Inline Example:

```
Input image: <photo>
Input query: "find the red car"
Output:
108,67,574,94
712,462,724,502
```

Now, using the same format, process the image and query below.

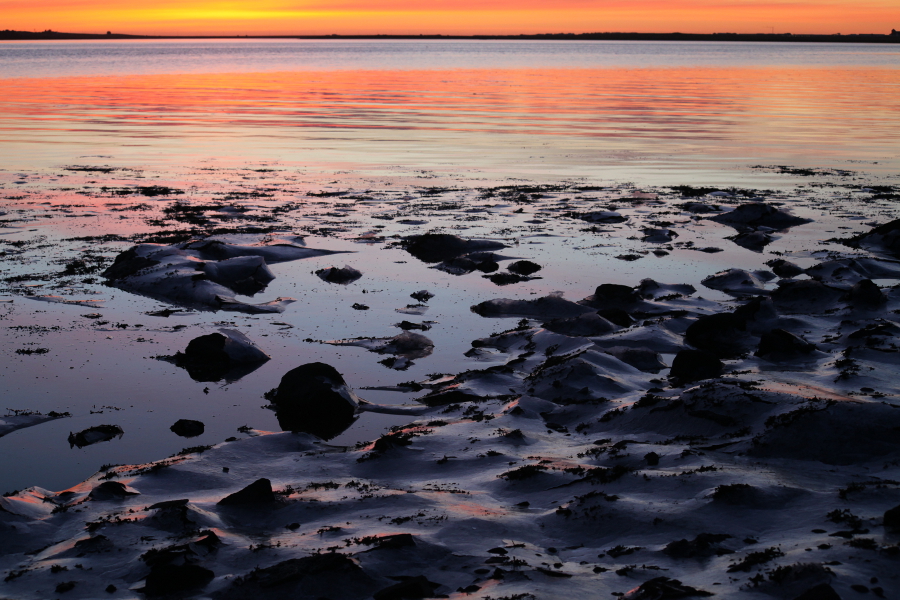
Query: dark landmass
3,28,900,43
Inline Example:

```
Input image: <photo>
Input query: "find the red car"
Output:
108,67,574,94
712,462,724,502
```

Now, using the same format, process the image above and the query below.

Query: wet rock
410,290,434,302
55,581,76,593
792,583,842,600
581,283,642,310
849,279,887,307
597,308,635,327
755,329,817,359
68,424,124,449
603,347,666,373
770,280,845,314
680,201,721,213
434,252,500,275
352,303,369,310
213,553,377,600
578,210,626,224
663,533,733,558
684,314,752,359
472,294,593,319
767,258,805,278
669,349,724,382
170,419,205,438
173,329,270,382
71,535,114,555
315,265,362,284
88,481,139,501
641,228,678,243
202,255,275,295
644,452,660,466
709,203,812,230
270,362,360,439
484,272,534,286
402,233,506,263
637,279,696,300
143,563,214,597
507,260,542,275
702,268,769,296
729,230,775,252
623,576,713,599
883,503,900,529
543,312,619,337
419,389,486,407
102,239,336,313
325,332,434,370
849,218,900,256
373,575,441,600
217,478,275,506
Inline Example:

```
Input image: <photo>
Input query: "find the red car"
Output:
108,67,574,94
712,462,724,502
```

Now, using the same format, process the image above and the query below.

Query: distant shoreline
2,30,900,43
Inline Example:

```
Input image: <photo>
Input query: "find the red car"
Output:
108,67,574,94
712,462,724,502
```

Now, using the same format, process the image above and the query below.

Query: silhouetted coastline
3,29,899,43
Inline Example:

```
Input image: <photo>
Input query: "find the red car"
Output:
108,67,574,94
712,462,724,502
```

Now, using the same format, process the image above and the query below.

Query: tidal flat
1,161,900,599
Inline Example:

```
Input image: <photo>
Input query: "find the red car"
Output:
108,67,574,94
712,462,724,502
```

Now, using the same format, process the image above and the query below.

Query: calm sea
1,39,898,185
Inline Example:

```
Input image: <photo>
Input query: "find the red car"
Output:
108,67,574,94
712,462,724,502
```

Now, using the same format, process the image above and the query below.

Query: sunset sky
2,0,898,36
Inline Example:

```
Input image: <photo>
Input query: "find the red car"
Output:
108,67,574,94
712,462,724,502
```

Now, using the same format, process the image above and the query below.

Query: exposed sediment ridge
1,167,900,599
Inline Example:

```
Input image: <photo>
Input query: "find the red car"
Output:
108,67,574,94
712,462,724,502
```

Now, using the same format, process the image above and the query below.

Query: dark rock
849,279,887,307
174,329,269,382
771,280,845,314
485,272,530,286
402,233,506,263
684,313,752,359
507,260,542,275
642,228,678,243
680,202,721,214
105,584,117,593
670,349,724,382
419,389,486,407
583,284,641,309
623,576,713,599
213,553,377,600
755,329,817,358
663,533,733,558
578,210,626,224
410,290,434,302
767,258,805,278
68,424,123,449
543,312,619,337
850,218,900,256
201,255,275,295
793,583,842,600
729,230,774,252
72,535,114,554
101,246,159,280
217,478,275,506
315,265,362,284
644,452,660,466
88,481,139,501
373,575,441,600
170,419,205,438
271,362,359,439
597,308,635,327
55,581,76,593
143,563,214,597
884,503,900,529
351,303,369,310
603,347,666,373
709,203,812,230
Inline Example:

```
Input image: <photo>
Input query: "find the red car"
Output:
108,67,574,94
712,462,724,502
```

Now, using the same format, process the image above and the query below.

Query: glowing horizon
2,0,899,37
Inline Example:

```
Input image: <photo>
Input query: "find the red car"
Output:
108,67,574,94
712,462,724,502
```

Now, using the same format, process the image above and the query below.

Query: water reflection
1,66,897,178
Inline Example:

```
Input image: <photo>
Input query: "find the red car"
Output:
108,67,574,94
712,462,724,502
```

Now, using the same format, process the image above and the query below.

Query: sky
3,0,899,36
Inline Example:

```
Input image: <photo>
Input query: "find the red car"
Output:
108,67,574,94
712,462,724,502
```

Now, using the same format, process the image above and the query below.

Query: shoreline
3,30,900,43
1,162,900,598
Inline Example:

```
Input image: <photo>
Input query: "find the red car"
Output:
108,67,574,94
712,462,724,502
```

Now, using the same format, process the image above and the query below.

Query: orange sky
3,0,898,36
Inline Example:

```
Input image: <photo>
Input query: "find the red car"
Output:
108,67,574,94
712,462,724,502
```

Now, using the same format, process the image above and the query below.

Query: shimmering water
1,40,898,184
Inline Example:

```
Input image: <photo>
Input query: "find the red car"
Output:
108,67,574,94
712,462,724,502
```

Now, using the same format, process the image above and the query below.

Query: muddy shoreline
2,163,900,598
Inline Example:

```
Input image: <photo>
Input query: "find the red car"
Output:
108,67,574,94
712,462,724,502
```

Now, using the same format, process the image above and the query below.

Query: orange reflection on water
1,66,898,175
